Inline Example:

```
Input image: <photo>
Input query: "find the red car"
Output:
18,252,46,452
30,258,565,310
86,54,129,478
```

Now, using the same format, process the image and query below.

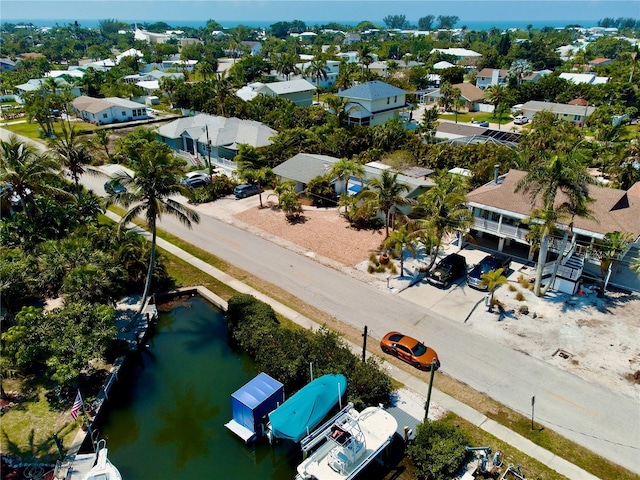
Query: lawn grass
3,119,97,140
1,378,81,462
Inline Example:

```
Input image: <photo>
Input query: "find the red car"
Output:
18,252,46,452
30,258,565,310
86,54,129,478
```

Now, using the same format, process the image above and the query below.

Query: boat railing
300,402,354,454
344,431,395,480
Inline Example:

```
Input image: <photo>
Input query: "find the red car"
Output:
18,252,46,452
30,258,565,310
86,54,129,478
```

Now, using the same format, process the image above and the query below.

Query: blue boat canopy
226,373,284,443
268,374,347,443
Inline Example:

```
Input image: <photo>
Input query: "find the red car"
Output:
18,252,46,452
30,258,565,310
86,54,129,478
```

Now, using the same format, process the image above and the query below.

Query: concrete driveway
399,248,529,323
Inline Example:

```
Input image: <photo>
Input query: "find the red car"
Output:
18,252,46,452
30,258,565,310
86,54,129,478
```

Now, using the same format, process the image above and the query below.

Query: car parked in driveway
380,331,440,371
234,184,260,199
104,179,126,195
467,254,512,290
182,172,211,189
513,115,529,125
427,253,467,288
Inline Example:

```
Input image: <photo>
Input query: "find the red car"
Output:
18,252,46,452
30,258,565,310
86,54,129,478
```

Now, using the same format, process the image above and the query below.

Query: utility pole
361,325,367,363
424,359,437,421
205,124,213,179
531,395,535,430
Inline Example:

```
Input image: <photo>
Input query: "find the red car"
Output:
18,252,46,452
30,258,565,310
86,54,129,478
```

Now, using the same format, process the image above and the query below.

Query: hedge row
226,293,392,410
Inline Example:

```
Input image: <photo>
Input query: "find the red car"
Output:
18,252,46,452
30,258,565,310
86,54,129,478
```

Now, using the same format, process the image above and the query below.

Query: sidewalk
105,209,599,480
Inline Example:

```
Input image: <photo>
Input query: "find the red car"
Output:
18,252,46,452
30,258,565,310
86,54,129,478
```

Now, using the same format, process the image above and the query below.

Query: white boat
295,405,397,480
82,439,122,480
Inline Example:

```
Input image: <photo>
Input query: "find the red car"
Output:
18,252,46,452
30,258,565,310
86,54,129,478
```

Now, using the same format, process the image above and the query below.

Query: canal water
96,297,297,479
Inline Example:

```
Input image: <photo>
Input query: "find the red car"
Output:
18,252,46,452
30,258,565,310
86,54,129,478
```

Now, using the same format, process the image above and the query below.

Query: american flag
70,391,83,421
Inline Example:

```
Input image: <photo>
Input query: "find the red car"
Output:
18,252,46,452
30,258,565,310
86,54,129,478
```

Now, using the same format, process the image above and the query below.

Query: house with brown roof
476,68,509,90
466,169,640,292
422,82,485,112
588,57,613,67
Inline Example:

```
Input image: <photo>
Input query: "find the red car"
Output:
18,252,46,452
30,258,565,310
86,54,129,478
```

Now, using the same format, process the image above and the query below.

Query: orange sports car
380,331,440,371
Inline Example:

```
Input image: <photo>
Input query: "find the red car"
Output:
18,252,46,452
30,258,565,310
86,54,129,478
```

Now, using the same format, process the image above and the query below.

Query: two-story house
466,169,640,293
336,80,408,126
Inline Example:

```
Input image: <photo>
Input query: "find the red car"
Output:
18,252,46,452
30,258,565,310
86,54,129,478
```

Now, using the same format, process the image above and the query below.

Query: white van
513,115,529,125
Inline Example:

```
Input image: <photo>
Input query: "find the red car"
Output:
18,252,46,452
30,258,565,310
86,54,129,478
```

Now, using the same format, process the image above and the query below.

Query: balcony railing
473,217,529,242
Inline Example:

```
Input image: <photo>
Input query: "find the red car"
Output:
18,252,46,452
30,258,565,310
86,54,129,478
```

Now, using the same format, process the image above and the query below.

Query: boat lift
300,402,354,457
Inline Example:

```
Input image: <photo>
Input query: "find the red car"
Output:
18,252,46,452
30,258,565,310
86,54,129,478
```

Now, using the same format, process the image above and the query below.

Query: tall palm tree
452,93,464,124
484,84,508,119
412,171,473,270
107,144,200,311
356,170,413,238
356,43,373,73
48,124,95,186
594,231,633,295
234,144,274,208
305,60,328,102
0,136,64,218
330,157,365,198
516,154,596,296
275,52,301,80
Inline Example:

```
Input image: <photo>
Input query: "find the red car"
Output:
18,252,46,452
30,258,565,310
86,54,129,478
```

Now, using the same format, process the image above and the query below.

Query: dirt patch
235,202,385,266
466,285,640,398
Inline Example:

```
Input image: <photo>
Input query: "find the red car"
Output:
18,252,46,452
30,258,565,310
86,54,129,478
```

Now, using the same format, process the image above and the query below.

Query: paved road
150,200,640,474
3,128,639,474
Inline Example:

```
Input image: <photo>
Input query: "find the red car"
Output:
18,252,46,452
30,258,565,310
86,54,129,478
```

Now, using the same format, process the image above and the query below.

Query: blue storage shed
224,372,284,443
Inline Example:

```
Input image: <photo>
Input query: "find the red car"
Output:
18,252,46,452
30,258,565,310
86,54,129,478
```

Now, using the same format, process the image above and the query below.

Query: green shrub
515,291,526,301
408,414,470,480
225,294,393,409
508,284,517,292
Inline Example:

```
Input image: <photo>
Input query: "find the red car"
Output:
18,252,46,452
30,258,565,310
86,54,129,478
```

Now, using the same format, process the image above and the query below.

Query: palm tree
234,144,274,208
305,60,328,102
356,43,373,73
594,231,633,295
437,82,456,112
48,124,95,186
484,84,508,119
418,107,439,143
515,154,596,296
452,92,464,124
275,52,301,80
412,171,473,271
480,268,508,311
0,136,64,218
325,95,359,126
508,59,532,90
356,170,413,238
93,129,111,162
329,157,365,207
383,224,417,277
107,144,200,311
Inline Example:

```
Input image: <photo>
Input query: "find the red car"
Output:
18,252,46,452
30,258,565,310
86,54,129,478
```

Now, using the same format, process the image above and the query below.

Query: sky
1,0,637,25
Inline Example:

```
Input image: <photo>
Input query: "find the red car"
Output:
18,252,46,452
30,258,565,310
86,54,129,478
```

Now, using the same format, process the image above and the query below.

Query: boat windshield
411,343,427,356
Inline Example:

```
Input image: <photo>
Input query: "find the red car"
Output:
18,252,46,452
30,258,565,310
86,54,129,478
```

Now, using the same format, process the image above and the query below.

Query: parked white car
513,115,529,125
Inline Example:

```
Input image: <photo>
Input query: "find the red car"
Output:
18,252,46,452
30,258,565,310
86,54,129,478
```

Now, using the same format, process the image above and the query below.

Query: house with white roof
134,28,171,44
235,79,316,106
430,48,482,63
520,100,597,126
559,72,609,85
71,96,149,125
432,60,455,70
336,80,408,126
155,114,277,166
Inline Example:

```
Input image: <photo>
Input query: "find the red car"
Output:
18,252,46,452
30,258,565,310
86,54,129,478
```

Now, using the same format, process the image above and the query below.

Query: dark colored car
104,179,126,195
234,184,260,199
427,253,467,288
380,331,440,371
467,254,512,290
